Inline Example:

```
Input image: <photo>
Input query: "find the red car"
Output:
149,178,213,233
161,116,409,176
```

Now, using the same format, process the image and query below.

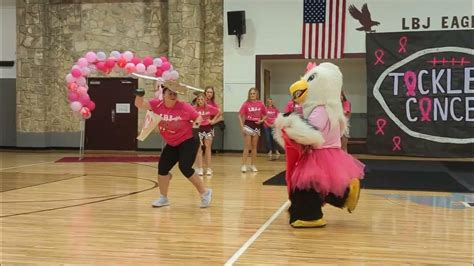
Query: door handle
111,109,115,123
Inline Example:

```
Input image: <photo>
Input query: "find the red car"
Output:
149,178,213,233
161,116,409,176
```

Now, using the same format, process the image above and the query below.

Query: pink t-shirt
264,106,279,127
195,105,219,126
149,99,199,146
206,100,220,118
284,100,303,115
239,101,267,122
343,100,351,116
307,106,341,149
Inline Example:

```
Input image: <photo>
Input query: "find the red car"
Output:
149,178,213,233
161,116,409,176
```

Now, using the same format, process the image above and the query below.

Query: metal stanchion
79,119,85,160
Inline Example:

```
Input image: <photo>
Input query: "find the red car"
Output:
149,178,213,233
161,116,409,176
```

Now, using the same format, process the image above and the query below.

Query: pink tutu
290,148,365,197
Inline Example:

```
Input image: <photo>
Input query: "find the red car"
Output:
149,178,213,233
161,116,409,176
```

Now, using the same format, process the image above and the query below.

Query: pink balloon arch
66,50,179,119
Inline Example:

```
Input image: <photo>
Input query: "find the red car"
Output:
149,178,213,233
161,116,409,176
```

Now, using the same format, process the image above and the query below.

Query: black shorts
243,120,262,136
198,125,215,140
158,137,199,178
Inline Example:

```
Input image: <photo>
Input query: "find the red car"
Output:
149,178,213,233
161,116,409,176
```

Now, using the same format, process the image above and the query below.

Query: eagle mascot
274,62,365,228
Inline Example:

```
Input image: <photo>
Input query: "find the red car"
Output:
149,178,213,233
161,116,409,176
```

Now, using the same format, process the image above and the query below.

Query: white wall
0,0,16,79
224,0,304,112
224,0,472,112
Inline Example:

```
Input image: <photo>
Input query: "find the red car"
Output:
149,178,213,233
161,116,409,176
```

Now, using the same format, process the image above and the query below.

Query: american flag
302,0,346,59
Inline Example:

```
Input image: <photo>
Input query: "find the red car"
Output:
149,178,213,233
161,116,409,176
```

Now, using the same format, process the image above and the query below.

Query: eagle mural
349,3,380,33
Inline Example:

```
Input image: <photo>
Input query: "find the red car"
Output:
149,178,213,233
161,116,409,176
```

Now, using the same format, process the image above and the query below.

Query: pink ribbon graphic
398,36,408,53
418,97,432,122
404,71,417,96
374,49,385,65
375,118,387,135
392,136,401,151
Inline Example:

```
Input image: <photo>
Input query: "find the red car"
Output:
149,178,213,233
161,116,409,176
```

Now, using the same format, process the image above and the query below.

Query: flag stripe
328,0,332,59
340,0,346,58
335,0,339,58
302,0,345,59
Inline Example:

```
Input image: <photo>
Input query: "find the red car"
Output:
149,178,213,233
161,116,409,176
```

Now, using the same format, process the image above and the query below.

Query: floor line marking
0,161,54,171
224,200,290,266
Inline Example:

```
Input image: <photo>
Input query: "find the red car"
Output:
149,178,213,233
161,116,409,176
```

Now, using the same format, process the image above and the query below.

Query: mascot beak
289,79,308,104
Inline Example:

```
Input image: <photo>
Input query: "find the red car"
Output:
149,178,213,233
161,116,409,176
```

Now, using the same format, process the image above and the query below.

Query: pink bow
306,62,317,72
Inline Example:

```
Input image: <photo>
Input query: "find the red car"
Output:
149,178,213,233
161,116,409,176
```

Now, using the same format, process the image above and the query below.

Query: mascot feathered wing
274,62,364,228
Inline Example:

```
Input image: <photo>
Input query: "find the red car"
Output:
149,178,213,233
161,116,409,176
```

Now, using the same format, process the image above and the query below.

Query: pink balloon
77,57,88,68
67,92,79,102
79,95,90,106
125,63,136,74
161,61,170,71
160,56,168,62
142,56,153,67
68,82,78,92
96,61,106,71
71,68,82,78
135,63,146,73
105,58,115,69
85,51,97,63
76,77,86,86
77,86,88,96
70,101,83,112
131,57,141,65
80,107,91,119
155,68,163,77
86,101,96,111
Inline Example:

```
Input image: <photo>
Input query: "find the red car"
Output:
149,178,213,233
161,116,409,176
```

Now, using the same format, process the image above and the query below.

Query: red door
85,77,138,150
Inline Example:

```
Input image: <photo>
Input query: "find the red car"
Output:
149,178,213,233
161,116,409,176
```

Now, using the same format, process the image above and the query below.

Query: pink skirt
290,148,365,197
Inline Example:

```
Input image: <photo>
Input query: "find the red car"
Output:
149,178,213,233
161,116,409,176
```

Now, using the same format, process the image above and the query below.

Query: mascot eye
307,74,316,82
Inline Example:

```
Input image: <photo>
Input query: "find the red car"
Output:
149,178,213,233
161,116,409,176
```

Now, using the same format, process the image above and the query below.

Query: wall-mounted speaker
0,61,15,67
227,11,246,36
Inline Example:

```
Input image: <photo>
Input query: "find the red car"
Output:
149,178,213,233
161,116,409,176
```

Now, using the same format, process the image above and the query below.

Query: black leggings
158,137,200,178
288,188,349,223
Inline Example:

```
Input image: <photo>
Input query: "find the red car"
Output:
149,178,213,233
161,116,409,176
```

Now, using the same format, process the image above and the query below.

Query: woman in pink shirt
194,93,221,176
238,87,267,172
341,91,351,152
204,86,223,124
134,81,212,208
263,98,280,159
284,98,303,116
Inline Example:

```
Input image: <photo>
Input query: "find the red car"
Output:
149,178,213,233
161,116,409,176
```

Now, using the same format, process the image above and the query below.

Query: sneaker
205,168,213,176
250,165,258,172
196,168,204,176
200,189,212,208
275,150,280,155
152,195,170,208
267,151,273,157
241,165,247,173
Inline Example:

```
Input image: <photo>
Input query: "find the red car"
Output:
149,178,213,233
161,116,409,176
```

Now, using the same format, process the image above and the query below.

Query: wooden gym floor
1,150,473,265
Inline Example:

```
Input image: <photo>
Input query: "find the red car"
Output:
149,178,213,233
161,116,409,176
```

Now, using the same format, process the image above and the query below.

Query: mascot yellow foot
344,178,361,213
290,219,327,228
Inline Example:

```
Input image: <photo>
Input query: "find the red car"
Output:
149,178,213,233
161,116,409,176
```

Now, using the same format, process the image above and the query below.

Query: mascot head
289,62,347,133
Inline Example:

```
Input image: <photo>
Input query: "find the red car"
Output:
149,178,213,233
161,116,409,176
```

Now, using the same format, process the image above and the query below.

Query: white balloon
110,51,121,59
146,65,157,74
170,70,179,80
96,51,107,61
76,77,87,86
81,67,91,76
162,70,172,80
66,74,76,83
123,51,134,61
153,58,162,67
